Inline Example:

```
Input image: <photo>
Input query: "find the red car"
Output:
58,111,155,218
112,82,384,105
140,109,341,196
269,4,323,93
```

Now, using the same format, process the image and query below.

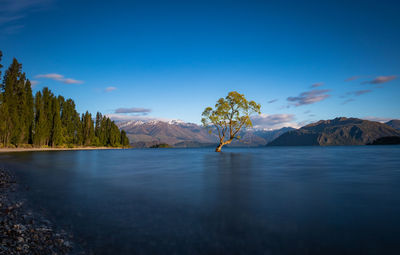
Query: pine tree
109,120,121,147
41,87,54,145
24,79,34,144
81,111,94,146
0,50,3,75
104,117,112,146
0,50,6,146
50,96,63,146
0,100,11,146
2,58,23,146
33,91,46,146
100,116,108,145
15,73,29,144
0,52,127,148
0,50,3,78
95,112,102,139
61,98,80,145
121,130,130,146
57,96,67,143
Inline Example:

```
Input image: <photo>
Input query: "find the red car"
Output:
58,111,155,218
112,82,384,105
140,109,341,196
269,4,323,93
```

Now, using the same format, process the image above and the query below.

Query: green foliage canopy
201,91,261,152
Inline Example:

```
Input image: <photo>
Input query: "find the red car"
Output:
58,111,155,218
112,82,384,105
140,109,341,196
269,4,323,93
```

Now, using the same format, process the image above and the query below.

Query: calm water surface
1,146,400,254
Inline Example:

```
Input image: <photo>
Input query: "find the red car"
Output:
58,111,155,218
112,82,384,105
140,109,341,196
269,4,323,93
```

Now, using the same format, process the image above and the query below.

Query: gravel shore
0,168,82,255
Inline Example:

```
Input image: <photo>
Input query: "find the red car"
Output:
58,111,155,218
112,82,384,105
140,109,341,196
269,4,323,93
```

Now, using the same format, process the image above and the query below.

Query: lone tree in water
202,91,261,152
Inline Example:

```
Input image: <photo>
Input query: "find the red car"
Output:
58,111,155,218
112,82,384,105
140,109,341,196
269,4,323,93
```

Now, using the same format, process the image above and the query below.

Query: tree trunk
215,139,232,152
215,143,223,152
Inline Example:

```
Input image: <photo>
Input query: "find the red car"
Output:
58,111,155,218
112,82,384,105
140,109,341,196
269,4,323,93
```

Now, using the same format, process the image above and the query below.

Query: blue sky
1,0,399,129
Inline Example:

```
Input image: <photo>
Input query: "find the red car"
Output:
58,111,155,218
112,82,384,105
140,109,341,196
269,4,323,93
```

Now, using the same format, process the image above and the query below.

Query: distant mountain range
117,117,400,147
117,120,215,148
117,120,294,148
268,117,400,146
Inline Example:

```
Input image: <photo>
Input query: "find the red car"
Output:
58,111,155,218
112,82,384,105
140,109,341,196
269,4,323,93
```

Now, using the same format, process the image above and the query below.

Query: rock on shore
0,169,81,254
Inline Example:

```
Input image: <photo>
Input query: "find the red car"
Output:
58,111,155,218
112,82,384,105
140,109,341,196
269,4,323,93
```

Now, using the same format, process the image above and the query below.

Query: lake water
1,146,400,254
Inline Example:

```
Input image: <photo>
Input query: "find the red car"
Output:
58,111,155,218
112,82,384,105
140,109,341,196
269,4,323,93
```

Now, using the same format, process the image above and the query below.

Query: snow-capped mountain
116,120,295,148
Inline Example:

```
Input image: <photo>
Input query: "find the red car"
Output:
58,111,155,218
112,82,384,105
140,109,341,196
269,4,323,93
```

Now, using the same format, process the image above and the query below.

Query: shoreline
0,168,82,254
0,146,129,153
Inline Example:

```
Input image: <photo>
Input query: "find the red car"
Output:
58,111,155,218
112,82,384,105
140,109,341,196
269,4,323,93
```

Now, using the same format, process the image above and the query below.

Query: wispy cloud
347,89,372,96
267,99,278,104
0,0,53,33
0,0,51,13
62,78,83,84
0,15,24,25
106,114,170,122
251,113,300,130
35,73,83,84
311,82,324,88
105,86,117,92
342,99,355,105
108,107,153,121
363,116,393,123
345,76,360,82
35,73,63,79
2,24,25,34
340,89,372,105
362,76,397,85
115,107,152,115
287,89,331,107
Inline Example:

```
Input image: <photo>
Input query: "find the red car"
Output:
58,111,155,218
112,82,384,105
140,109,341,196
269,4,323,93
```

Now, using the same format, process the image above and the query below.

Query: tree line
0,51,129,148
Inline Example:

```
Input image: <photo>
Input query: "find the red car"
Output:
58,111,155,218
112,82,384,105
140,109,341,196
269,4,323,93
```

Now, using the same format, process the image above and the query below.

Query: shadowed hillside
229,127,295,147
268,117,400,146
368,136,400,145
386,120,400,130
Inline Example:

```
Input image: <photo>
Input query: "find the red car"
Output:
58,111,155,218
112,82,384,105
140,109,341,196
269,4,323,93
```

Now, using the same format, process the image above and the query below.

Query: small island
150,143,172,148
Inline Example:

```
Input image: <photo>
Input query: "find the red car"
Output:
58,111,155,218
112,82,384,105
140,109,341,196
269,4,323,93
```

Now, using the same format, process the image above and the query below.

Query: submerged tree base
215,141,232,152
